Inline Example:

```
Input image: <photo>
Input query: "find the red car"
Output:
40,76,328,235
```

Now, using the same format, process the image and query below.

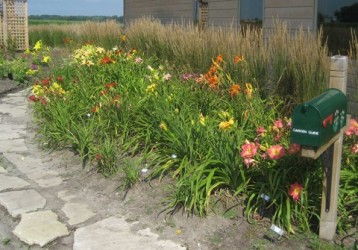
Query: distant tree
29,15,124,23
334,3,358,22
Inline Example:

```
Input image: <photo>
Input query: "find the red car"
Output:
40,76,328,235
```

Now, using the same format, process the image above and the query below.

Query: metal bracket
321,144,334,212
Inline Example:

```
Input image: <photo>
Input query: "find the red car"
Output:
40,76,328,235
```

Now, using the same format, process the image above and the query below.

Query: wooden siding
124,0,194,24
263,0,318,32
124,0,318,31
207,0,239,27
124,0,240,27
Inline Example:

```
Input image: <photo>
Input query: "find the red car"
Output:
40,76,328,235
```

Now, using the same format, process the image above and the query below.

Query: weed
120,158,141,191
2,237,10,246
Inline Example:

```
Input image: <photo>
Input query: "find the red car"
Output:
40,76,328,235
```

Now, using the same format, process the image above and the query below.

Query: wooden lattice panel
199,2,208,29
1,0,28,50
0,2,4,48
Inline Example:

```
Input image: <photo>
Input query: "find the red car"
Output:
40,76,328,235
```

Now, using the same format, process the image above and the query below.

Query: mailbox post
291,56,348,241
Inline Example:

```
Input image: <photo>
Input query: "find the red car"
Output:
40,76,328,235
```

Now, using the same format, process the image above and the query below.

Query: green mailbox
291,88,347,148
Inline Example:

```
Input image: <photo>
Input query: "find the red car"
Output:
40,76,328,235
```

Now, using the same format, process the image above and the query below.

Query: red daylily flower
95,153,102,161
272,119,283,132
100,56,114,64
243,158,257,167
288,144,301,155
256,127,267,137
42,78,51,86
39,97,47,105
28,95,38,102
351,144,358,154
289,182,303,201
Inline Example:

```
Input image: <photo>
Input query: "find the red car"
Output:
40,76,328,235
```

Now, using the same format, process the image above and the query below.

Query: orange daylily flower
234,55,244,64
215,54,223,63
230,84,241,97
91,106,100,113
209,65,217,74
105,82,117,89
244,83,253,98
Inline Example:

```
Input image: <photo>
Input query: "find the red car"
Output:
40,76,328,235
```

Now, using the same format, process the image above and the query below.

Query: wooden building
264,0,318,32
124,0,319,32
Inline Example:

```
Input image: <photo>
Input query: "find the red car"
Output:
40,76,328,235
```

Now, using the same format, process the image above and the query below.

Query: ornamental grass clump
124,17,329,108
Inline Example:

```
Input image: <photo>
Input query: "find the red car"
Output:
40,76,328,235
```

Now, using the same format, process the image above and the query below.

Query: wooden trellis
0,0,28,50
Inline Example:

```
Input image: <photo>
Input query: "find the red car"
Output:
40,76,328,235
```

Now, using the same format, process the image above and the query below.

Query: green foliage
338,128,358,233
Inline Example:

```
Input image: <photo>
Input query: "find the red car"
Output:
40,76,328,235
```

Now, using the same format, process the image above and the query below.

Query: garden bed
12,19,358,248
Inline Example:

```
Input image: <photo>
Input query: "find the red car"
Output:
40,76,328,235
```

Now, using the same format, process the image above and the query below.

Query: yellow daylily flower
159,122,168,131
146,84,157,93
219,118,234,131
32,85,44,97
42,56,51,63
33,40,42,51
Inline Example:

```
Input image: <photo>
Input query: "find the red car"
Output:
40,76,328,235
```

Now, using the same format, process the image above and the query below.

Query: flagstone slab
0,104,27,118
2,96,27,105
13,210,69,247
0,125,26,140
73,217,186,250
0,189,46,217
0,175,30,191
58,190,77,202
3,153,44,174
62,202,96,225
35,176,63,188
0,138,27,153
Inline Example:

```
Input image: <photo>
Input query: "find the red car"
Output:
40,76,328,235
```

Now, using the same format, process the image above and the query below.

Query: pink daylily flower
267,145,285,160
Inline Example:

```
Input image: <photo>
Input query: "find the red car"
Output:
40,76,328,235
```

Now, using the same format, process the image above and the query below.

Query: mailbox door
291,105,322,147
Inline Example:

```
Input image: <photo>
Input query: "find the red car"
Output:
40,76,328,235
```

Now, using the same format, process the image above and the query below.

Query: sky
28,0,123,16
27,0,357,18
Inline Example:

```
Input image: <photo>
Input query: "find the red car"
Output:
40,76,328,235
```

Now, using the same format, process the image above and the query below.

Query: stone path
0,89,186,249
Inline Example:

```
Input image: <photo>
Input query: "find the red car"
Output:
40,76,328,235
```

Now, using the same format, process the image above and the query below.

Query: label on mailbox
291,88,347,148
